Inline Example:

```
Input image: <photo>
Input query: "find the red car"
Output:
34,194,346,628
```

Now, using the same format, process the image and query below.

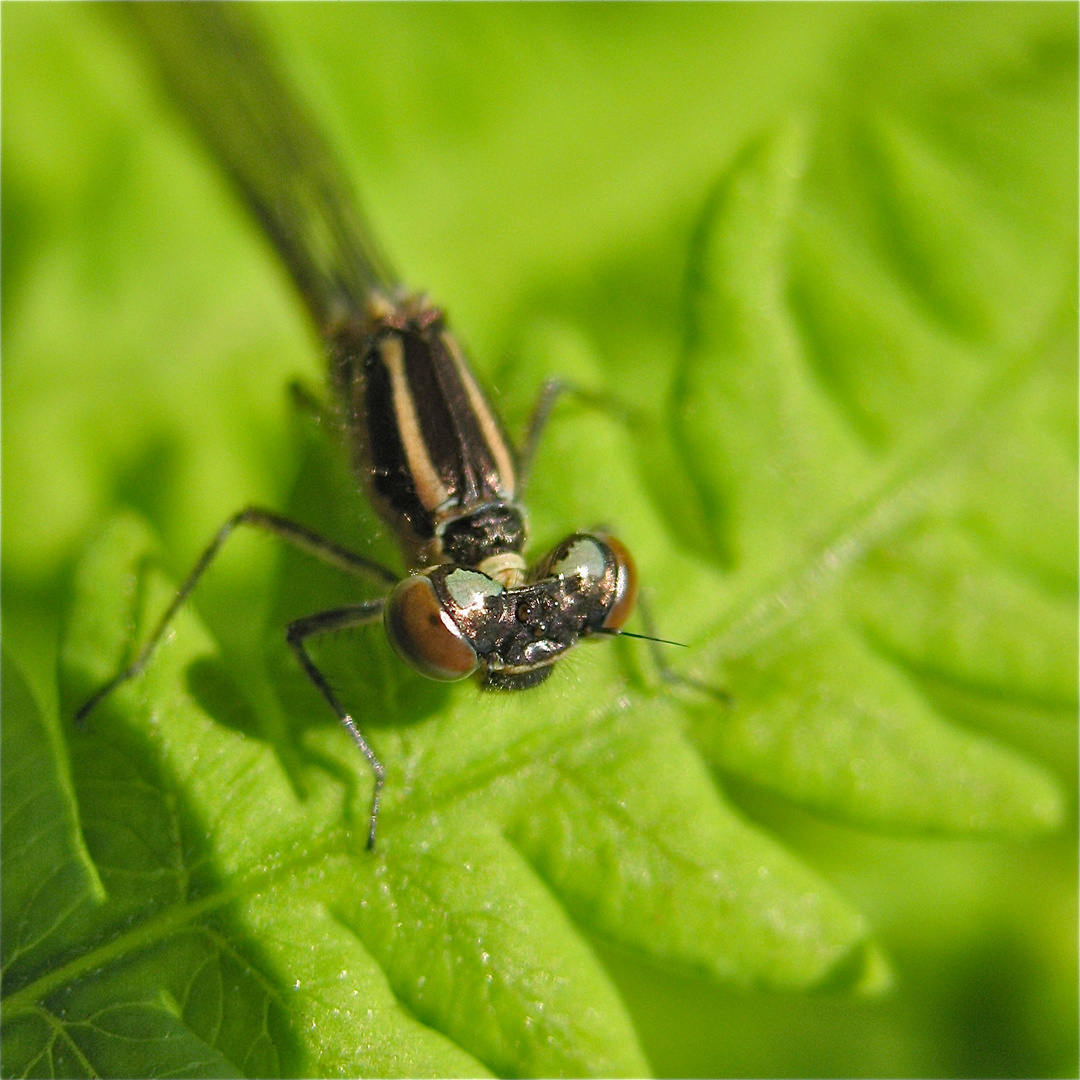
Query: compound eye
548,536,608,583
384,575,478,681
601,536,638,630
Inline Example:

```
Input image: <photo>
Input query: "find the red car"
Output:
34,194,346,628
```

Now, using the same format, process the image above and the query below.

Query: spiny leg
636,593,731,705
76,506,397,724
516,378,643,495
287,603,387,849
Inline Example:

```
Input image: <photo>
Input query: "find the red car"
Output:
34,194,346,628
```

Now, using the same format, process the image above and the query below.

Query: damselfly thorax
333,291,523,575
77,4,640,848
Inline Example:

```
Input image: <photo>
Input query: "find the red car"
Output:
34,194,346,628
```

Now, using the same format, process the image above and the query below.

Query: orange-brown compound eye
602,536,638,630
384,575,478,681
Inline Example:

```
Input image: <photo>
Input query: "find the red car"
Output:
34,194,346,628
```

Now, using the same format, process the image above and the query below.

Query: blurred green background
3,4,1076,1076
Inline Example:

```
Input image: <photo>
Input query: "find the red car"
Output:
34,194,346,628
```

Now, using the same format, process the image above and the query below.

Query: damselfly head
383,533,638,688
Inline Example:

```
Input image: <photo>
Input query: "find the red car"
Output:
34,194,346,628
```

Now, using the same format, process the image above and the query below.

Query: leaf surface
3,4,1074,1077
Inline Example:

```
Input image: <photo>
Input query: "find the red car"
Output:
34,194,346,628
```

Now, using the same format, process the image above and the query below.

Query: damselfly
78,5,647,849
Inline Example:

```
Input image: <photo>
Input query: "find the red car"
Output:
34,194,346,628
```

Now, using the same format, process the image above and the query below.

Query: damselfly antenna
596,627,688,648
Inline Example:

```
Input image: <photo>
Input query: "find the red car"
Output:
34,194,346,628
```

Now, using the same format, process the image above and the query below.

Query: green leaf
669,101,1073,837
692,614,1064,834
1,655,105,993
4,3,1075,1077
4,525,493,1078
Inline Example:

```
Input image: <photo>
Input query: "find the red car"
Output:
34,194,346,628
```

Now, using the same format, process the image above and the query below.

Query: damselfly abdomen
78,4,639,849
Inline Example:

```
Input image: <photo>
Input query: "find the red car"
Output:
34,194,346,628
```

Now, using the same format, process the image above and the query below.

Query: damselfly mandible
78,4,644,850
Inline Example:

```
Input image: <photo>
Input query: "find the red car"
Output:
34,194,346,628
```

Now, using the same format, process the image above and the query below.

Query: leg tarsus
286,603,387,850
637,593,732,706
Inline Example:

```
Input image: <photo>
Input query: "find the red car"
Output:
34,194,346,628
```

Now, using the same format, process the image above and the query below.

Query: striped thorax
333,292,526,578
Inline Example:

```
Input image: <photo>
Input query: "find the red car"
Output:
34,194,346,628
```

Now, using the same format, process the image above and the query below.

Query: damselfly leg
75,506,397,845
75,506,396,722
516,378,644,494
635,595,732,704
286,603,388,849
